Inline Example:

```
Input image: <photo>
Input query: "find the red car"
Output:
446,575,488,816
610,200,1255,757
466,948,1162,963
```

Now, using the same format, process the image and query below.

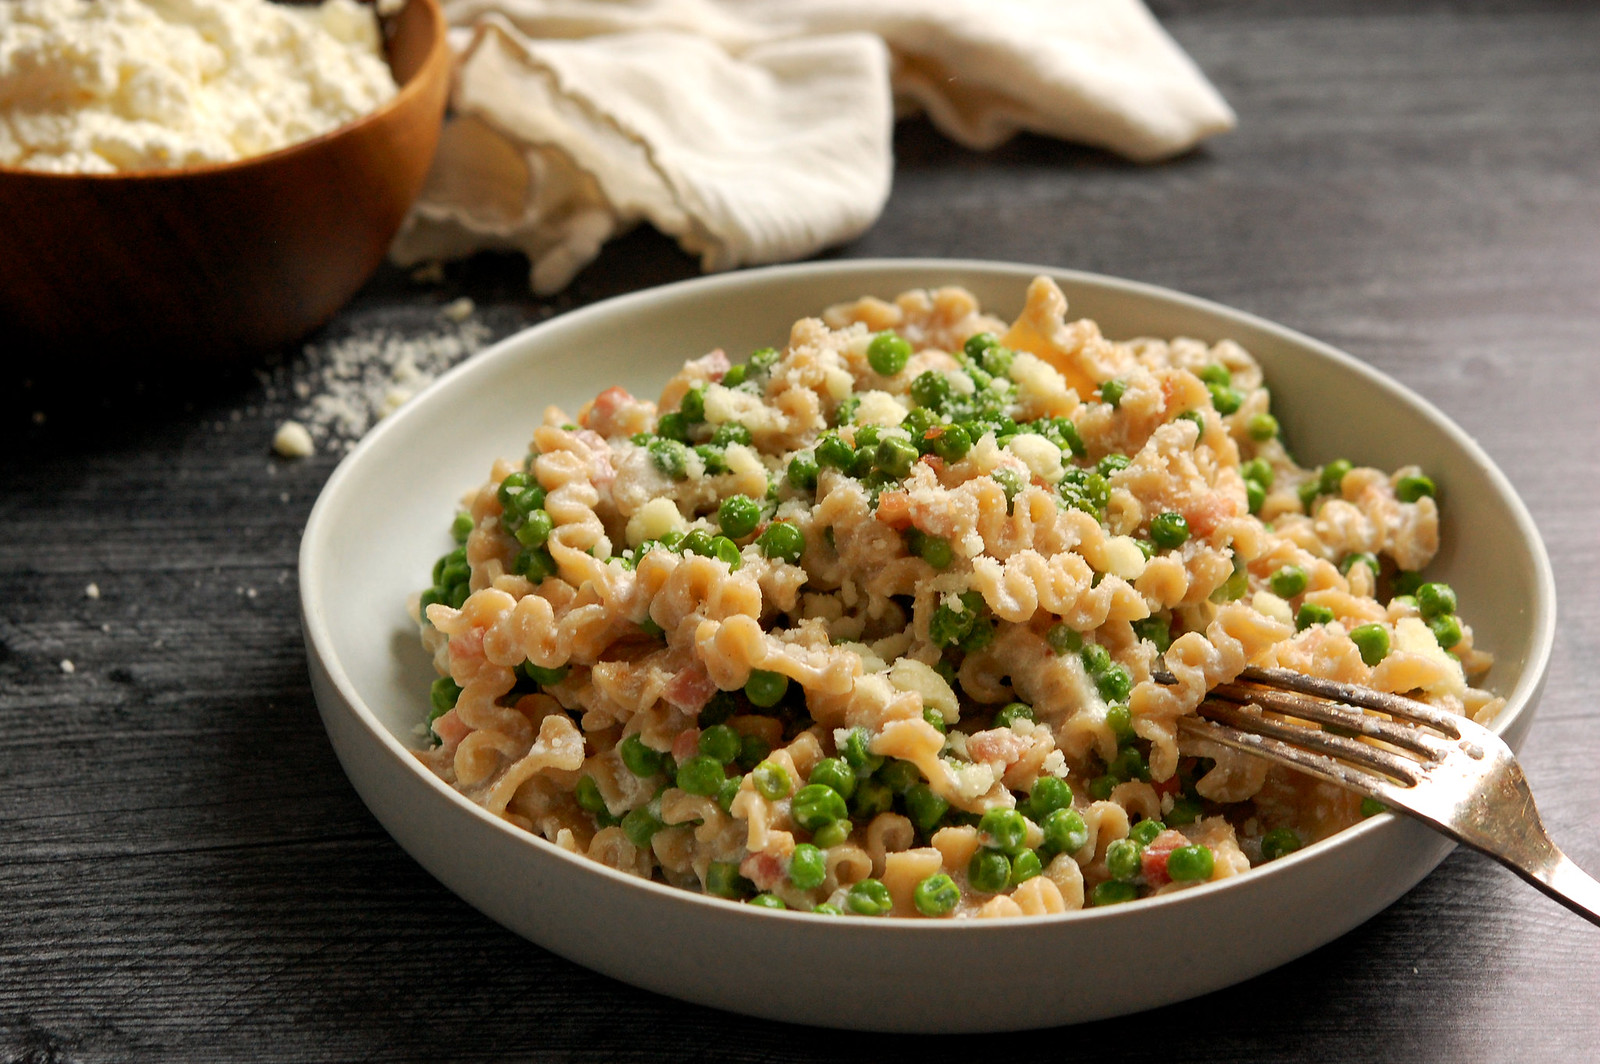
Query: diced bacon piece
663,662,718,713
966,728,1030,769
1152,774,1182,798
1140,829,1190,887
432,709,469,747
740,851,784,892
918,454,945,477
875,491,913,530
695,350,732,380
672,728,702,764
1182,493,1237,539
581,386,640,437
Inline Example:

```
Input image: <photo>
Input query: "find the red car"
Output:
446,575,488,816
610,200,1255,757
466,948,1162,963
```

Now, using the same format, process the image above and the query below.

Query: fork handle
1519,853,1600,928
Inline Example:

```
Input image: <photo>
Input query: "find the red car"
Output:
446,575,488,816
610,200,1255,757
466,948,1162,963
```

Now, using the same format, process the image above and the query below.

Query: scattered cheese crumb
60,659,75,674
85,582,100,599
273,419,315,458
442,297,475,322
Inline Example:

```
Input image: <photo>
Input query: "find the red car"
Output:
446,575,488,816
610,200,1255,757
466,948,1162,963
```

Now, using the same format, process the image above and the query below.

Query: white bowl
299,260,1555,1032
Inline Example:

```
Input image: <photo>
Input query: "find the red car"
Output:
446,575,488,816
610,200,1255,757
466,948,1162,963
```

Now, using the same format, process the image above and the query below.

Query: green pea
680,529,714,557
679,384,707,423
921,705,947,734
913,873,961,917
429,676,462,716
991,468,1024,512
851,777,894,818
1047,623,1083,655
1246,478,1267,515
757,521,805,564
1349,623,1391,666
711,535,742,570
910,370,952,410
749,347,781,375
1166,844,1214,882
878,759,922,794
752,759,792,801
1099,379,1126,408
811,819,851,849
1207,383,1243,415
1166,797,1203,827
1429,614,1463,649
993,702,1035,729
711,422,752,448
1009,849,1043,886
846,878,893,916
1096,664,1132,703
1298,479,1321,512
450,511,474,543
705,860,748,898
1196,364,1230,387
716,495,761,539
841,727,884,777
875,437,919,478
812,903,843,916
1092,881,1139,906
748,893,787,909
744,669,789,708
815,432,854,470
697,690,738,729
699,724,743,764
963,332,999,361
716,776,742,813
721,364,748,389
1149,511,1190,549
1176,410,1207,437
572,777,609,819
978,808,1029,855
1247,413,1279,441
512,545,554,583
1392,571,1426,597
928,423,972,462
903,783,950,834
1296,602,1336,630
968,849,1012,893
439,551,471,587
1241,458,1274,489
676,754,725,797
1128,819,1165,847
1041,808,1088,855
928,591,984,649
445,582,471,609
980,344,1014,377
787,452,820,491
1106,839,1142,881
621,806,663,848
1260,828,1302,861
788,843,827,890
1416,582,1457,620
830,395,859,427
520,661,569,687
1360,797,1388,817
695,444,729,474
792,784,849,831
1131,615,1172,653
512,510,552,548
808,758,856,800
1108,747,1149,783
1029,777,1073,819
867,331,912,375
1341,552,1379,578
1319,459,1352,496
620,734,665,778
496,472,531,509
648,437,691,480
1270,566,1309,598
1104,704,1135,746
656,411,690,443
1396,474,1436,503
1080,642,1112,676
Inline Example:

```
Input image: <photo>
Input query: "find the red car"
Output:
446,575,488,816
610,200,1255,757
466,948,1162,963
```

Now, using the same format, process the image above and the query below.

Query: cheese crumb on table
273,420,316,459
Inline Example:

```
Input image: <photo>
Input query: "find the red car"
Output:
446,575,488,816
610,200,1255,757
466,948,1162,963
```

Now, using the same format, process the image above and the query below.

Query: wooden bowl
0,0,451,366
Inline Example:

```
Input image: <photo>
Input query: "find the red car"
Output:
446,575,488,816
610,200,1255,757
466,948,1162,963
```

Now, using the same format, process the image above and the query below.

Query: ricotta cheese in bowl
0,0,398,173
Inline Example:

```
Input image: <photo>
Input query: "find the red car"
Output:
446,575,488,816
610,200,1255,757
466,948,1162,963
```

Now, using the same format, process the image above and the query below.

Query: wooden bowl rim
0,0,450,183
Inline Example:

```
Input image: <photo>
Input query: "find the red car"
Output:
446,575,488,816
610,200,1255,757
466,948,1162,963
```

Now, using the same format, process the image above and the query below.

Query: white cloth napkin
391,0,1235,294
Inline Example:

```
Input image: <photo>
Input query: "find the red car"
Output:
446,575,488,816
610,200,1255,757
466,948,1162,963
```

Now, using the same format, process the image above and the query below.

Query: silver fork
1165,665,1600,926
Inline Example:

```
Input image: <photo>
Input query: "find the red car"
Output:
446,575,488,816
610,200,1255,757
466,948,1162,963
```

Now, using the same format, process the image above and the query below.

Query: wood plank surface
4,2,1598,1060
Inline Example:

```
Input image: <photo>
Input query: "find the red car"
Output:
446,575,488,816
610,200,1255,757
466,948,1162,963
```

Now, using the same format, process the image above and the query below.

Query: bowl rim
0,0,449,182
300,257,1558,933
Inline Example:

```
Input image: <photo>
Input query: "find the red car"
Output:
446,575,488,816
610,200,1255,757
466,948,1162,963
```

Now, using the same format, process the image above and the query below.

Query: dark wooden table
6,2,1598,1059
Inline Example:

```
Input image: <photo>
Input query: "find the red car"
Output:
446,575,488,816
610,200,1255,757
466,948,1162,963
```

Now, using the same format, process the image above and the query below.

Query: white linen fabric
392,0,1235,294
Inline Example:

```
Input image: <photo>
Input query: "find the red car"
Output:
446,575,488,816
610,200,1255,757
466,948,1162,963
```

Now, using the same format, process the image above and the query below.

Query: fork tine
1206,680,1449,760
1178,715,1401,798
1194,700,1424,785
1238,666,1464,737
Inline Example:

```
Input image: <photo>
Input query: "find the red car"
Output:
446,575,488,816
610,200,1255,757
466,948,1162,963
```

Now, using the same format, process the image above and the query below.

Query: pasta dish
411,277,1497,918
